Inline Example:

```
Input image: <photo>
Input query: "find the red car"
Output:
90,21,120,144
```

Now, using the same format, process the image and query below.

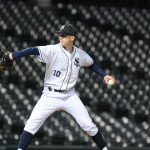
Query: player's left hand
104,75,116,86
0,48,13,71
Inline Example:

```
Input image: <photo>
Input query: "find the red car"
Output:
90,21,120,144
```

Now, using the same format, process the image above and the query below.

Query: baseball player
0,24,115,150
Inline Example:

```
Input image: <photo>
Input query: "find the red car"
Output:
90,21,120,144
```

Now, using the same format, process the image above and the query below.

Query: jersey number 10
53,70,61,77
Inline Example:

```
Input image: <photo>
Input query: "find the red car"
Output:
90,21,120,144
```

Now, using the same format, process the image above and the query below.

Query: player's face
59,34,75,47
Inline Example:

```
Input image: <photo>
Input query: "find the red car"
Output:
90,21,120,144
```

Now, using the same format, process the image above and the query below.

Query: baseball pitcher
0,24,115,150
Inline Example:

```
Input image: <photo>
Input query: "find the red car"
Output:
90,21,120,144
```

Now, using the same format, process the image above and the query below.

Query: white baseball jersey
37,43,93,91
24,43,98,137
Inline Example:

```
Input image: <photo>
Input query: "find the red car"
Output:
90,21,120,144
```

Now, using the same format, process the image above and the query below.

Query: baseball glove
0,48,13,71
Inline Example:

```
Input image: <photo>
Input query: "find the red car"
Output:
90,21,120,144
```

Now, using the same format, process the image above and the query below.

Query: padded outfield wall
0,146,150,150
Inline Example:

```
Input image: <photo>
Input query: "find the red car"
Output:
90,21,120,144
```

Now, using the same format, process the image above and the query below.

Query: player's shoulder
39,43,60,51
45,43,59,48
74,46,88,55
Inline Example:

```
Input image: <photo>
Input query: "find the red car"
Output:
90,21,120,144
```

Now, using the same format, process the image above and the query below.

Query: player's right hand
104,75,116,86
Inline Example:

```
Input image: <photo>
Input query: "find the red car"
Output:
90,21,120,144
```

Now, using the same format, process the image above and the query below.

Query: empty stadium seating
0,0,150,148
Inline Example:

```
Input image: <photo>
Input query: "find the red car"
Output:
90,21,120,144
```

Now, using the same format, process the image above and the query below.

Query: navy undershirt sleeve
88,63,106,78
12,47,39,60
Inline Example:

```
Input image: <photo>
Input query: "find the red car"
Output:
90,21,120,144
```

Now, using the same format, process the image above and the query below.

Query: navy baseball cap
55,24,77,36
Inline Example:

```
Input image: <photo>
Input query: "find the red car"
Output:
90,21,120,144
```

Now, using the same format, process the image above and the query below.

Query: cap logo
61,25,65,30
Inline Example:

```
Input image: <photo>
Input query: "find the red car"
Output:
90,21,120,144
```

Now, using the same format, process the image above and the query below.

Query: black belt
48,87,65,92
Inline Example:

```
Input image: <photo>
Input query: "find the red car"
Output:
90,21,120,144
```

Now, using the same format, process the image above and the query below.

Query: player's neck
63,45,73,53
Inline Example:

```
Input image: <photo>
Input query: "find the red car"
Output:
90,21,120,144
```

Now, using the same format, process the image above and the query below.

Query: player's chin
60,41,63,44
60,41,66,47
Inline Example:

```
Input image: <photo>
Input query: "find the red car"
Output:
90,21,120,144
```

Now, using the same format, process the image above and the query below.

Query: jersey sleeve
81,50,94,67
37,45,53,63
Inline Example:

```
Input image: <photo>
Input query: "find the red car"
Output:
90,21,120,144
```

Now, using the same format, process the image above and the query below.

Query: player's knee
81,124,98,136
87,126,98,136
24,119,40,135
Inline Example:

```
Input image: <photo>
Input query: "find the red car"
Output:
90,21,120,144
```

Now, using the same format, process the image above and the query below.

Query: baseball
107,80,115,86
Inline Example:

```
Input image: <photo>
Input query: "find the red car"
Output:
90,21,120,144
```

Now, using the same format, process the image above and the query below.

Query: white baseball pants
24,87,98,136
